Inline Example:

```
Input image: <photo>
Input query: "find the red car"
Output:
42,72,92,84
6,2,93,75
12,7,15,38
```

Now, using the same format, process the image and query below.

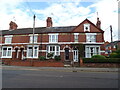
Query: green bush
39,56,46,60
110,49,120,58
109,53,118,58
47,53,54,59
54,55,61,61
92,55,106,59
82,58,120,63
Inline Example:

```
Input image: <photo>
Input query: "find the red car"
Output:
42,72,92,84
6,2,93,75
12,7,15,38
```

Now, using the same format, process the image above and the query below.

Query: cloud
0,0,118,42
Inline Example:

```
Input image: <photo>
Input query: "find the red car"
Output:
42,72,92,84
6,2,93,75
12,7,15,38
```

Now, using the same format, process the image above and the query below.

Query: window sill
1,57,12,58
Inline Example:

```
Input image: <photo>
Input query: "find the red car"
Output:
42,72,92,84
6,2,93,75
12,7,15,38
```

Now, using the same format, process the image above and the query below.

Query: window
86,33,96,42
2,47,12,58
5,35,12,44
74,33,79,42
46,45,60,58
29,35,38,43
49,33,58,43
27,46,38,58
84,24,90,32
85,46,100,58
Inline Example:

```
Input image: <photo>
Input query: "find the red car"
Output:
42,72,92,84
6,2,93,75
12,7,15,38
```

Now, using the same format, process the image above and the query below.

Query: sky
0,0,119,42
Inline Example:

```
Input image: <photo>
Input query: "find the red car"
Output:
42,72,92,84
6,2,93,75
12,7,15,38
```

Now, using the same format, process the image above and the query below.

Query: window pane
5,37,12,44
30,36,33,43
53,46,55,51
34,36,37,43
34,47,37,57
50,46,52,51
56,46,59,51
96,47,99,54
28,47,32,57
7,48,11,56
3,48,7,56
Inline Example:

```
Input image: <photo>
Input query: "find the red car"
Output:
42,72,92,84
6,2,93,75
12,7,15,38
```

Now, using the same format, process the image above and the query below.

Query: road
2,67,119,88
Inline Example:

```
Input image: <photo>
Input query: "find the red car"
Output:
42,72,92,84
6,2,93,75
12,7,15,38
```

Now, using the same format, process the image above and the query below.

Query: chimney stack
9,21,18,30
96,17,101,29
46,17,52,27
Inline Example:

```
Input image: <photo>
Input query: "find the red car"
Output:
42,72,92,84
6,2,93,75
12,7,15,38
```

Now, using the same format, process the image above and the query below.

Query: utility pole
32,15,36,66
110,25,113,42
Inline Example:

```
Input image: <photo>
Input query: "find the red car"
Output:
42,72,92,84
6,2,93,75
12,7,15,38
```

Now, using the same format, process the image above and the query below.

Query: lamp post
31,15,36,66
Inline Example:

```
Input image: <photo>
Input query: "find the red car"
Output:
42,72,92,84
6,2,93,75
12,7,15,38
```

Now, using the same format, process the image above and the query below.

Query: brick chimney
9,21,18,30
96,17,101,29
46,17,52,27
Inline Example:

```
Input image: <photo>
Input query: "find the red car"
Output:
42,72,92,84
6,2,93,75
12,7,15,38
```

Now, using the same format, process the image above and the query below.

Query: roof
0,18,104,35
72,18,104,33
105,40,120,47
1,26,76,35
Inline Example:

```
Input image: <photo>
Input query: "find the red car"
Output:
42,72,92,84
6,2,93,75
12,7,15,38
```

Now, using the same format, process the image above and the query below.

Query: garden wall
3,60,64,67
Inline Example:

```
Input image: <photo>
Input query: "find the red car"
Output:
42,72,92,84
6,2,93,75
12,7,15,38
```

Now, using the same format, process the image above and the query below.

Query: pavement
1,65,119,72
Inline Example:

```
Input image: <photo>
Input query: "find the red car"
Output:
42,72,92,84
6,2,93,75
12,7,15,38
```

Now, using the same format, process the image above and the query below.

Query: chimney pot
96,17,101,29
9,21,18,30
46,17,52,27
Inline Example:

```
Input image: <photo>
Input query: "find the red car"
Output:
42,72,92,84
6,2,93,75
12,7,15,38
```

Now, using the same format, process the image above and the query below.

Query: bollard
80,58,83,67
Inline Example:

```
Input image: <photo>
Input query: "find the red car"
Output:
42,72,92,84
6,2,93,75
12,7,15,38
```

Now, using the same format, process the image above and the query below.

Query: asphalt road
2,68,119,88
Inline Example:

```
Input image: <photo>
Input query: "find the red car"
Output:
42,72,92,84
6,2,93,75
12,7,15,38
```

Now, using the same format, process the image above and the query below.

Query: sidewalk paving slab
1,65,119,72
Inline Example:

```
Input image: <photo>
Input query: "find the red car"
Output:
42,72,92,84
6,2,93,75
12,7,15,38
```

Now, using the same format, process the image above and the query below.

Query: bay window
46,45,60,58
2,47,12,58
85,45,100,58
27,46,38,58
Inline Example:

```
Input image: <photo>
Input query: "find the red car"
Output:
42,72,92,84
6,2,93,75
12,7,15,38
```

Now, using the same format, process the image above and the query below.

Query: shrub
109,53,118,58
92,55,106,59
110,49,120,58
54,55,61,61
82,58,120,63
47,53,54,59
39,56,46,60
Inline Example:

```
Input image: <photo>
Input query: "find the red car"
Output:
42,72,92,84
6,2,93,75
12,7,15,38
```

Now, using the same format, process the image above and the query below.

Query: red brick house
104,41,120,56
0,17,105,65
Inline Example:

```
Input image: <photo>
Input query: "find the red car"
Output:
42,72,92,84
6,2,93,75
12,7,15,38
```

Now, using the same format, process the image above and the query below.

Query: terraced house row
0,17,105,64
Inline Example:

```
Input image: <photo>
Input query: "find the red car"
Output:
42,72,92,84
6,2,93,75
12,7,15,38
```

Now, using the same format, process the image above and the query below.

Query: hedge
82,58,120,63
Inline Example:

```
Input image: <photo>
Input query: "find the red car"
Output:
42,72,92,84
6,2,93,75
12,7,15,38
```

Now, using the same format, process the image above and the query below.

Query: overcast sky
0,0,119,42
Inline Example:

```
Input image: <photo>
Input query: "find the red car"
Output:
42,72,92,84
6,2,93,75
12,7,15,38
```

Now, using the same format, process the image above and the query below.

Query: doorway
65,48,69,60
73,48,79,62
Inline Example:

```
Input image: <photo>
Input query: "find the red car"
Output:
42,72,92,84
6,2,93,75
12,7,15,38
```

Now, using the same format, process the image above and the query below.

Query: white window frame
27,45,39,58
29,34,38,43
85,45,100,58
86,33,96,43
84,24,90,32
49,33,58,43
2,46,12,58
4,35,13,44
46,45,60,58
74,33,79,42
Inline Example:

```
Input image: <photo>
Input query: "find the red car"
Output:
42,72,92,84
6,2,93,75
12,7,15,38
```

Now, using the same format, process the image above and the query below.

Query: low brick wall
80,63,119,68
3,60,64,67
10,61,31,66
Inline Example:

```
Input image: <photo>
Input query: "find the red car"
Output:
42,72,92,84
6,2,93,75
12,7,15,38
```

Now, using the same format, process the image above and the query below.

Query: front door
19,48,24,60
65,48,69,60
73,49,79,62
